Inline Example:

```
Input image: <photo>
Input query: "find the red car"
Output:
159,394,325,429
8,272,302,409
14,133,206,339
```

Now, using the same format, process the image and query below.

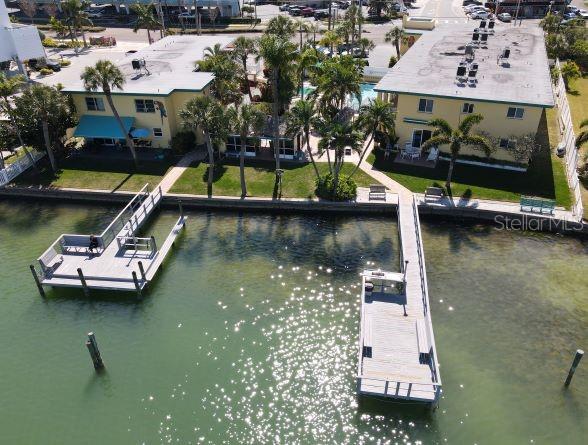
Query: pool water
299,83,377,110
0,201,586,444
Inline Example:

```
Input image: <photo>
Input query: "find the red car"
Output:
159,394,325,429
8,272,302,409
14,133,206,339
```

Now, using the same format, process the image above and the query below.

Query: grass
565,76,588,219
170,159,379,199
367,110,571,208
12,155,175,192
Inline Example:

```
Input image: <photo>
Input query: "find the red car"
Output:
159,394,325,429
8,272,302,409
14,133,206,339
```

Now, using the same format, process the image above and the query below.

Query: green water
0,201,586,444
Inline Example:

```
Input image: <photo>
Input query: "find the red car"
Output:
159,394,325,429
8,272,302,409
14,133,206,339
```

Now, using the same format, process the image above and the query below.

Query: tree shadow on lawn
372,115,558,201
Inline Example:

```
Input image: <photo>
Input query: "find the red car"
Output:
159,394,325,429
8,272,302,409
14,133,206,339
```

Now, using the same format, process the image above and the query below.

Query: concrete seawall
1,186,586,235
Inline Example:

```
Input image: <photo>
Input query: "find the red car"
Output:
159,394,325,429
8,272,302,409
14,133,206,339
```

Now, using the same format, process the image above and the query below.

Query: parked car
393,3,408,12
336,1,350,9
497,12,511,22
577,9,588,19
84,8,105,19
464,5,486,11
566,5,579,13
463,0,482,5
178,12,196,19
314,9,330,19
471,10,490,19
301,7,315,17
563,12,578,20
279,4,289,11
289,6,302,16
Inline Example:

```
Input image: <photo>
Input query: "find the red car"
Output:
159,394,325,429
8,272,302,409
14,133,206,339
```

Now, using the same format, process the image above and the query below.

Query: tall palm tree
319,121,363,194
0,73,35,168
297,47,318,100
315,55,362,112
352,98,395,177
203,43,226,59
179,96,228,198
576,119,588,148
422,114,492,189
319,30,342,57
265,15,297,38
20,85,61,172
132,3,161,44
385,26,404,59
232,36,256,101
285,99,320,179
228,104,266,197
62,0,92,48
256,34,298,172
81,60,139,168
294,18,311,51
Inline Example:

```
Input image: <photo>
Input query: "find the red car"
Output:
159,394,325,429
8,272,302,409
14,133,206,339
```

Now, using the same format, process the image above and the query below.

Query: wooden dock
357,195,442,406
32,184,186,295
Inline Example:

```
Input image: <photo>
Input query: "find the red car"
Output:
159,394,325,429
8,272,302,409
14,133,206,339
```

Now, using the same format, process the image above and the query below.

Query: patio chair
411,151,421,161
426,147,439,162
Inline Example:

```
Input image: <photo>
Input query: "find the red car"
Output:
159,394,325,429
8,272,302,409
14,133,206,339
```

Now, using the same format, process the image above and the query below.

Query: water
0,201,586,444
299,83,377,110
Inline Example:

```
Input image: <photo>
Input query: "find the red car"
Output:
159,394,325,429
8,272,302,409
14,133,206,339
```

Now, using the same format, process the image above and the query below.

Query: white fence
0,149,45,187
553,59,584,221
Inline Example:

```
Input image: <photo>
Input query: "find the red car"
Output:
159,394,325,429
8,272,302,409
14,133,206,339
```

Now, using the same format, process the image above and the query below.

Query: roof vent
479,20,487,29
481,33,489,43
132,58,150,75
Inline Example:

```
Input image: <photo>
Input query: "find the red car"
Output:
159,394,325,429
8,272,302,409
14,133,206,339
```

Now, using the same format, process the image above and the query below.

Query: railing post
77,268,90,297
395,381,400,395
132,271,142,299
384,380,389,395
30,265,46,297
138,261,146,280
150,235,157,253
407,383,412,397
86,332,104,370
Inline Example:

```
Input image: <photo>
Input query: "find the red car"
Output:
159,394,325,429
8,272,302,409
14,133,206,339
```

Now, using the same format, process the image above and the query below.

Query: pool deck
357,194,442,405
33,184,186,294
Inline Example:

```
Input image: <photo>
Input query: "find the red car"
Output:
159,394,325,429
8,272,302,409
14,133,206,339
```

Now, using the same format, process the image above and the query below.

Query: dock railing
412,196,442,387
357,374,442,401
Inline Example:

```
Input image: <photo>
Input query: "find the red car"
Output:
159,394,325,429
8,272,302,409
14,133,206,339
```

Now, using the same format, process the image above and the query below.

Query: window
135,99,155,113
418,98,434,113
153,127,163,138
499,138,516,149
85,97,105,111
411,130,432,148
462,103,474,114
507,107,524,119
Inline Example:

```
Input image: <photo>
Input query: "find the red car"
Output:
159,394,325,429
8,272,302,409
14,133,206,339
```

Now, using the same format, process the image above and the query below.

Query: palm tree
422,114,492,189
319,121,363,194
294,18,311,51
132,3,161,44
20,85,60,172
228,104,266,197
576,119,588,148
265,15,297,38
285,99,320,179
203,43,226,59
179,96,227,198
385,26,404,59
319,30,342,57
81,60,139,168
357,37,375,58
256,34,298,172
0,73,35,168
198,52,243,106
232,36,256,101
352,98,395,177
315,55,362,112
297,47,318,100
62,0,92,48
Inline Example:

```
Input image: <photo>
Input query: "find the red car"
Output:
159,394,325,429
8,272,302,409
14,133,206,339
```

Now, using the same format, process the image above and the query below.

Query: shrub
42,37,58,47
315,173,357,201
170,131,196,154
39,67,54,76
388,55,397,68
59,59,71,67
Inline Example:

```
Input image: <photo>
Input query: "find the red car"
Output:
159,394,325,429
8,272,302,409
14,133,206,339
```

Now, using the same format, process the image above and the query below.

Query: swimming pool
299,83,377,109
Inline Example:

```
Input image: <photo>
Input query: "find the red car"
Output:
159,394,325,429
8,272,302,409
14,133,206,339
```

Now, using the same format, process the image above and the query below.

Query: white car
464,5,486,13
471,10,490,19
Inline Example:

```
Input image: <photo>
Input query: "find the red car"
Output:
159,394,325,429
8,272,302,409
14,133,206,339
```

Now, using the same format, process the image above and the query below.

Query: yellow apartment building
41,35,234,149
375,24,554,167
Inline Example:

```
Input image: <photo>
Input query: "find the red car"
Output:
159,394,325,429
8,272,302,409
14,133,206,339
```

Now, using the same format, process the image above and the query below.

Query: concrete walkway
158,150,203,193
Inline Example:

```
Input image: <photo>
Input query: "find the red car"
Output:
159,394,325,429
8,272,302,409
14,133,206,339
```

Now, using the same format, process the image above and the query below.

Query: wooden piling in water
138,261,146,281
132,271,142,299
564,349,584,387
77,268,89,297
178,200,184,219
86,332,104,370
29,264,45,297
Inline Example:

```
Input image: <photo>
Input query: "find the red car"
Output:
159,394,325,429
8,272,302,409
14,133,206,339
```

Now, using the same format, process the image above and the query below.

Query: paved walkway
158,150,203,193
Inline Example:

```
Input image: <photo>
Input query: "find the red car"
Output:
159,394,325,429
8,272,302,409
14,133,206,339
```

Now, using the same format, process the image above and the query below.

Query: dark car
462,0,482,4
301,7,314,17
314,9,330,19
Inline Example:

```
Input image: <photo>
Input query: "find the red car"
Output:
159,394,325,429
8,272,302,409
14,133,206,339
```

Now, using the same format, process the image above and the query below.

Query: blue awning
130,128,151,138
74,115,135,139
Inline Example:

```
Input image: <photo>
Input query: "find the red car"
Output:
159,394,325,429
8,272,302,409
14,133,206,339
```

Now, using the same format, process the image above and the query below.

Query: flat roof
47,35,234,96
375,24,554,107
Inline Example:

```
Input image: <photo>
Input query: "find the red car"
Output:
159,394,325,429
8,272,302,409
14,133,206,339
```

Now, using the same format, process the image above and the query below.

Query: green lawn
566,76,588,219
367,111,571,208
12,156,175,192
170,160,379,199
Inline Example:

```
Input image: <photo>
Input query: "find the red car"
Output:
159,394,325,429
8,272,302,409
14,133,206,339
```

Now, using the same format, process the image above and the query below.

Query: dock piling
178,200,184,219
564,349,584,387
77,268,90,297
138,261,146,281
29,264,45,297
150,235,157,252
132,271,142,299
86,332,104,370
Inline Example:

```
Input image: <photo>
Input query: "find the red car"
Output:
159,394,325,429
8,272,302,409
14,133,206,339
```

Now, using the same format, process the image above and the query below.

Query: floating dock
357,195,442,406
32,184,186,296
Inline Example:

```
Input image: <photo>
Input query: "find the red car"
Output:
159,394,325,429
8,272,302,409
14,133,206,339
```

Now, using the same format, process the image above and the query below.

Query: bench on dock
520,196,555,215
39,250,63,276
424,187,444,202
368,185,387,201
416,319,430,363
59,235,103,255
362,317,373,358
